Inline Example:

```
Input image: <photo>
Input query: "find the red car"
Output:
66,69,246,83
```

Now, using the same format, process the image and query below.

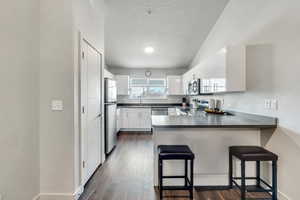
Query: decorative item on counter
209,99,216,110
205,98,225,114
215,99,222,111
204,108,226,115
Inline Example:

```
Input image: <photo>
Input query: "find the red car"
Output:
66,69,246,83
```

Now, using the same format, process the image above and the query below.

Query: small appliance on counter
182,96,189,107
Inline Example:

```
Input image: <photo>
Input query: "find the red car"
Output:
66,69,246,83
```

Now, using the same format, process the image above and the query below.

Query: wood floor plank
80,132,271,200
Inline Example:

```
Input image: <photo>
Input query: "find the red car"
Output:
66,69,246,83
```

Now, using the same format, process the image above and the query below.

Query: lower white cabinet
116,108,121,132
118,107,152,130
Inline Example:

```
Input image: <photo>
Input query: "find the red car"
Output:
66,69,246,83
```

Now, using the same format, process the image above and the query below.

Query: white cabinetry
115,75,129,95
104,69,114,79
138,108,152,129
182,45,246,93
118,107,152,130
116,108,121,132
167,76,183,95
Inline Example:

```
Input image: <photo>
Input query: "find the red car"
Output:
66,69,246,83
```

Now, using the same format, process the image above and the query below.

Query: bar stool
229,146,278,200
158,145,194,199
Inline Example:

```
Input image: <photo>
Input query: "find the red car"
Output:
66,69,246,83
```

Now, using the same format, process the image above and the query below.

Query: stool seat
230,146,278,161
158,145,195,160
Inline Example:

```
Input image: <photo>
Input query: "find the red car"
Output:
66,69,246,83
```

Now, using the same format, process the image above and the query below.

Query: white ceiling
105,0,229,69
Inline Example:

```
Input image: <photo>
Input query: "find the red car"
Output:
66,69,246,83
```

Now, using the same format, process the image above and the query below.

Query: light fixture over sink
144,46,154,54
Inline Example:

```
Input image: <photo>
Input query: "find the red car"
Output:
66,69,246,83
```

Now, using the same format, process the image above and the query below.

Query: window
129,77,167,99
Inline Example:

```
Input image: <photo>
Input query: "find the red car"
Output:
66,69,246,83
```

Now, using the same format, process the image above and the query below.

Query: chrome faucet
138,96,142,104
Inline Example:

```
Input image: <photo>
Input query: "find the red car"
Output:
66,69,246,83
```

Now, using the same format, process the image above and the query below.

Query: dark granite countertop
152,110,277,129
117,103,182,108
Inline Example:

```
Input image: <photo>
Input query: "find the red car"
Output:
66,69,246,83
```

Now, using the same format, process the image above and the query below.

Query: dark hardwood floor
80,132,270,200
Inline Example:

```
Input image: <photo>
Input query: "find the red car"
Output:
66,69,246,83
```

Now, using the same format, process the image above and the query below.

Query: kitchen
101,43,278,200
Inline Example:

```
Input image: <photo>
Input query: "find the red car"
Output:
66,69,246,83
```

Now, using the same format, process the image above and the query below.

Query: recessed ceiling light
144,46,154,54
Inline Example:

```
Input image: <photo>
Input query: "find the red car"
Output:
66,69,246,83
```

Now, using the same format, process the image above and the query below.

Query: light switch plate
271,99,278,110
51,100,64,111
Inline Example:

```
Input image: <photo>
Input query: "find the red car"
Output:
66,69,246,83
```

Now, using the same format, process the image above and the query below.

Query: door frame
78,32,105,187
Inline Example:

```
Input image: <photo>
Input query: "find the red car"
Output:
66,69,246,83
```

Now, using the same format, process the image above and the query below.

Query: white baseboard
32,194,40,200
35,186,84,200
38,193,74,200
73,185,84,200
278,190,291,200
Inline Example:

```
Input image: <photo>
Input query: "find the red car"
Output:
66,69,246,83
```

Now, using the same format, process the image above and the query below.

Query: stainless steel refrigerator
104,78,117,155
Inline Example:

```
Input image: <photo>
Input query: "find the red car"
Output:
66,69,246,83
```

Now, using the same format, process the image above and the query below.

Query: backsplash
117,95,184,104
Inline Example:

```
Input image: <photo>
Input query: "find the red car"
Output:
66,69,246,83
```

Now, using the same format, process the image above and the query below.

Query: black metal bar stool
229,146,278,200
158,145,195,199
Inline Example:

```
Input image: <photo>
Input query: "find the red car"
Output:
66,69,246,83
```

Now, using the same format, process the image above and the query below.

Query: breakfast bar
152,109,277,187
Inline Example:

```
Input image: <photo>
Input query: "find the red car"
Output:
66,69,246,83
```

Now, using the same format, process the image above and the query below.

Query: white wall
73,0,104,52
0,1,40,200
0,0,104,199
190,1,300,199
72,0,105,194
39,0,75,198
39,0,105,199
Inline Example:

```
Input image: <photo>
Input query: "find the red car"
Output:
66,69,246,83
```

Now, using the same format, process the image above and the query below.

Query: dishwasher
151,107,169,116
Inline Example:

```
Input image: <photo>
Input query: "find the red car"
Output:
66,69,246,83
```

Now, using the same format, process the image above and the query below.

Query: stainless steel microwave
188,79,201,95
188,79,214,95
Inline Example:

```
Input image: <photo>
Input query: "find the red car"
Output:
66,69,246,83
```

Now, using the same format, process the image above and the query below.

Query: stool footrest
232,180,273,193
162,176,186,179
162,186,193,191
233,177,273,189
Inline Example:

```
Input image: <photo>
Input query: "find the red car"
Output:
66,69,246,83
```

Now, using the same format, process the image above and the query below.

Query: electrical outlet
51,100,64,111
264,99,271,109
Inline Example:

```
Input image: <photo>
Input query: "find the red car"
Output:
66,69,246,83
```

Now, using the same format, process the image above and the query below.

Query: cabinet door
168,107,177,116
167,76,183,95
121,108,131,128
125,108,140,128
116,108,121,132
115,75,129,95
138,108,152,129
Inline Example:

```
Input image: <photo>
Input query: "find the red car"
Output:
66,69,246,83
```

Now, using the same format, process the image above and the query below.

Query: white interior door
81,39,103,184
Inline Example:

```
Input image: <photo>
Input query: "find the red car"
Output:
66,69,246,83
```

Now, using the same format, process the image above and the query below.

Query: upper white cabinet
104,69,114,79
115,75,129,95
225,45,246,92
167,76,183,95
182,45,246,93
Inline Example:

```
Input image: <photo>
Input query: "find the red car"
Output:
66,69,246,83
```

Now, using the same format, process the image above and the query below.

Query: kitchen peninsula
152,109,277,187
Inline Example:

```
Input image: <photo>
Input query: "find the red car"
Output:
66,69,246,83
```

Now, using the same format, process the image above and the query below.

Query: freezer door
105,78,117,103
105,104,117,154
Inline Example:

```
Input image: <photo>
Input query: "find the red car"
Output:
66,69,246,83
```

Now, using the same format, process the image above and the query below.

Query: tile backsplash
117,95,184,104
